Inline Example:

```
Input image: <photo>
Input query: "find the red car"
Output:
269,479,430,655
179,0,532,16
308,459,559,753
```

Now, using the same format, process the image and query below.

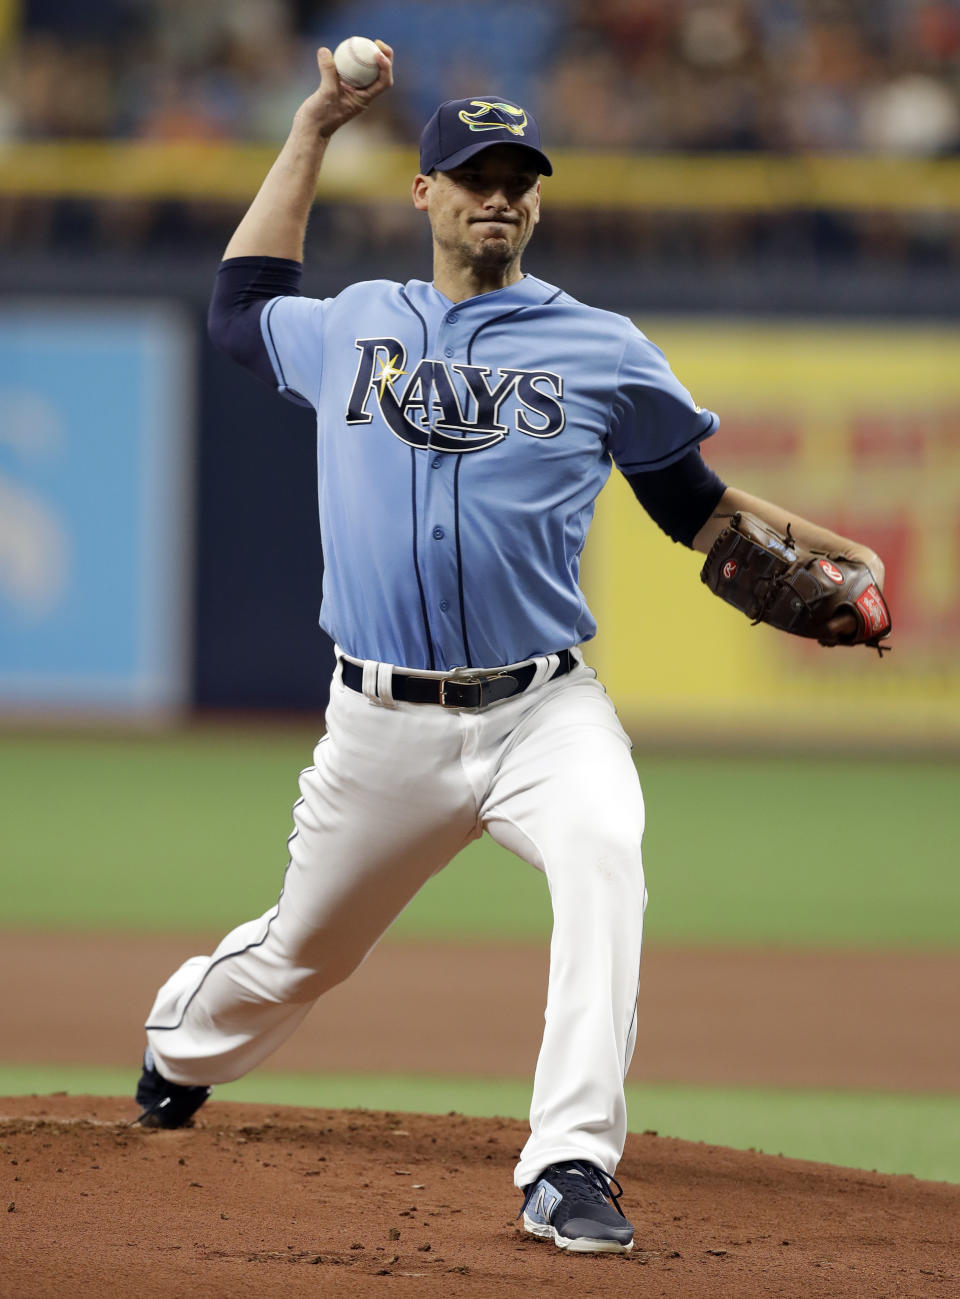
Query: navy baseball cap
419,97,553,176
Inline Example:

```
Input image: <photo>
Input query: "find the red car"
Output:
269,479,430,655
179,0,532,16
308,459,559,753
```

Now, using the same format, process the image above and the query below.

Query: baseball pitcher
134,42,889,1254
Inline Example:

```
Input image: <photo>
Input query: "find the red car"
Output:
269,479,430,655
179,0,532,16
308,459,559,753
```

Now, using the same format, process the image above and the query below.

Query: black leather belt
339,649,575,709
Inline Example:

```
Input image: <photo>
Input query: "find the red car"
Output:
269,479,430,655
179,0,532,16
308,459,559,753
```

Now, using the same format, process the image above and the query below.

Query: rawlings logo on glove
700,511,892,654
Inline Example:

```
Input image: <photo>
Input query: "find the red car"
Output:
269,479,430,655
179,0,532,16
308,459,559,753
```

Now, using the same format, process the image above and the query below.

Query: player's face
413,145,541,275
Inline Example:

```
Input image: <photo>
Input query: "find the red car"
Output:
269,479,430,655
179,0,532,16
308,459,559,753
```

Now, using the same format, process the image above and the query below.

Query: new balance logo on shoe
519,1161,634,1254
532,1185,560,1221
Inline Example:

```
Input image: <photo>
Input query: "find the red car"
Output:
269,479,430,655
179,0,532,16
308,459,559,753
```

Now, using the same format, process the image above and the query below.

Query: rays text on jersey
346,338,565,452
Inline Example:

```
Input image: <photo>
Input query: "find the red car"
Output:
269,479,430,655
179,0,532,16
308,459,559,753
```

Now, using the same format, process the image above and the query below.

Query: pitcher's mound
2,1095,957,1297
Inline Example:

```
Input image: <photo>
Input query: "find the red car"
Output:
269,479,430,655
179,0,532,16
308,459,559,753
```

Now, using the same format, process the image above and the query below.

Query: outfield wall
583,320,960,744
0,302,194,716
1,302,957,740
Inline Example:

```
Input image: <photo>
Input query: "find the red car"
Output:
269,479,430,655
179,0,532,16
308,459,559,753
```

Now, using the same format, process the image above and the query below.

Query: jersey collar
405,274,561,315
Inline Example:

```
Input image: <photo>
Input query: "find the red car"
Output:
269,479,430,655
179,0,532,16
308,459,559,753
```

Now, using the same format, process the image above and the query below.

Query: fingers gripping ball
700,511,892,654
334,36,381,88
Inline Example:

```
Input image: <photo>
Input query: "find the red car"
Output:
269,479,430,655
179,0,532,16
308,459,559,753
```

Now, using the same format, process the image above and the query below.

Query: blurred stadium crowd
1,0,958,286
5,0,959,153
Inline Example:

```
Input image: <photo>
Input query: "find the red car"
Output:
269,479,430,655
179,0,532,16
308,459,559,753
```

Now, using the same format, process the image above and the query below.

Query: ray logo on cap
458,100,528,136
419,96,553,175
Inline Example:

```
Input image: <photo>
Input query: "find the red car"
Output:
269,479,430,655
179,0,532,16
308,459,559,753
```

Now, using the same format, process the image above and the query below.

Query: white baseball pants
145,650,647,1187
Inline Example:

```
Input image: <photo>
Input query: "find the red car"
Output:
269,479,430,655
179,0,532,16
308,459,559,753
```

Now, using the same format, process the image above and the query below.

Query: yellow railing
1,142,960,210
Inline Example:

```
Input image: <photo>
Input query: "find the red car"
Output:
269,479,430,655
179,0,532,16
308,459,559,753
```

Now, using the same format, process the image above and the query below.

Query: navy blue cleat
519,1160,634,1253
132,1048,212,1129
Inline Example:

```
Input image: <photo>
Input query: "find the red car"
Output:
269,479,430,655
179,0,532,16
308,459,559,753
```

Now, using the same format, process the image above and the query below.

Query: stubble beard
468,238,516,274
438,224,529,278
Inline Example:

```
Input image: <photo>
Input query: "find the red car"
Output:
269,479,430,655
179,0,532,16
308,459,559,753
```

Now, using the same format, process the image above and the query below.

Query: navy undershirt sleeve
624,450,727,548
207,255,303,388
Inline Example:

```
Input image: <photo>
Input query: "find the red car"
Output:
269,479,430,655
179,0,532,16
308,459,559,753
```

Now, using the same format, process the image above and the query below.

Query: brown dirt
2,933,959,1091
2,934,959,1297
2,1095,958,1299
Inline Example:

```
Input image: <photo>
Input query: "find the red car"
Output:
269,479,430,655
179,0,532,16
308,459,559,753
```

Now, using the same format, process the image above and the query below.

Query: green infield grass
0,1063,956,1184
1,730,958,947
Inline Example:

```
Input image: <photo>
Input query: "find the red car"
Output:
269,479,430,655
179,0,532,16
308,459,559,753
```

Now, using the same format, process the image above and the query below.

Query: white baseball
333,36,381,89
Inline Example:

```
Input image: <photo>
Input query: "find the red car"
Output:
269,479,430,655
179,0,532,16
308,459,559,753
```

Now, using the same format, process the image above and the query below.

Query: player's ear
533,179,541,224
412,173,431,212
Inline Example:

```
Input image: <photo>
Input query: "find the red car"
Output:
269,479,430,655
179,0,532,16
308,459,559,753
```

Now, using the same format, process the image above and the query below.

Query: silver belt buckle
439,673,482,707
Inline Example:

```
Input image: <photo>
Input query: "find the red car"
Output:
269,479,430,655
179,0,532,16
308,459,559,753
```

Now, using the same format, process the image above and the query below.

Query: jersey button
431,456,442,468
443,347,454,357
432,526,445,540
439,599,449,612
447,313,459,323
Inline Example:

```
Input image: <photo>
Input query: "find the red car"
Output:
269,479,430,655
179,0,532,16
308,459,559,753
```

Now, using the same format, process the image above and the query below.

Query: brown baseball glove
700,511,892,654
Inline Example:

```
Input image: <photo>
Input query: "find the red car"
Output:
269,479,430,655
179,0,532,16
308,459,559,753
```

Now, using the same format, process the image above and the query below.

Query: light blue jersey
261,273,718,670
